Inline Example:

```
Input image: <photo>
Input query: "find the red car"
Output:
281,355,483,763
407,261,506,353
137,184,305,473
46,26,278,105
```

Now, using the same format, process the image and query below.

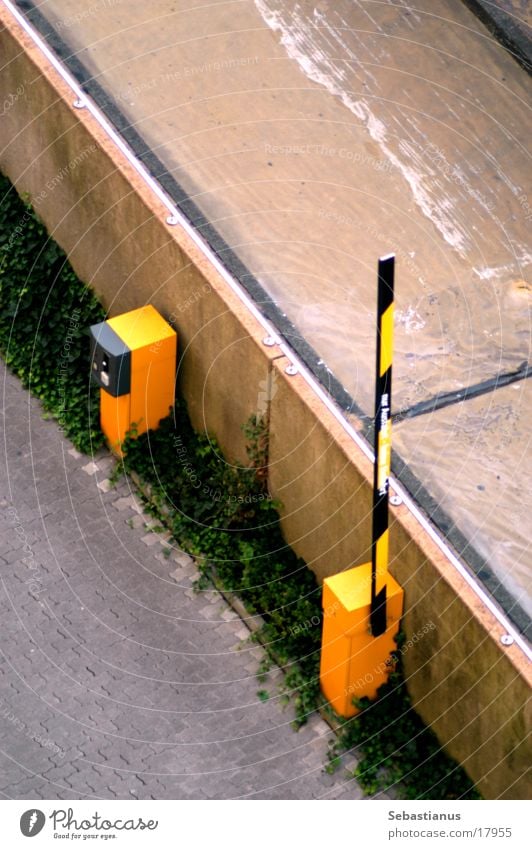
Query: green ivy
0,172,105,452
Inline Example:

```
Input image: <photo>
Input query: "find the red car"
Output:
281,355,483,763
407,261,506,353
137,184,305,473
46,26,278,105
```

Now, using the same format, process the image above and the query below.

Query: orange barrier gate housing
320,255,404,717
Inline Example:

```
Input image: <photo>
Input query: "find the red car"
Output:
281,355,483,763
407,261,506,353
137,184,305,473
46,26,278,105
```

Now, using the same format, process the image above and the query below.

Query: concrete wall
1,10,530,799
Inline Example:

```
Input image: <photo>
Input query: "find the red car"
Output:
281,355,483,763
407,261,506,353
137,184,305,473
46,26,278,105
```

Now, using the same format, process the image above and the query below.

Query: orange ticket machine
89,305,176,454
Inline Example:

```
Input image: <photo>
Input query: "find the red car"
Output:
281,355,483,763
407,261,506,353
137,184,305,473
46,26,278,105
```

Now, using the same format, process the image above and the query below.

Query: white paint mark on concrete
474,252,532,279
254,0,469,255
396,305,426,332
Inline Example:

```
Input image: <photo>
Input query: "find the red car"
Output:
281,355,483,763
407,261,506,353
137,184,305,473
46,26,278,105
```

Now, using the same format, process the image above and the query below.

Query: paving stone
112,495,143,513
172,551,194,568
81,462,99,476
126,513,147,529
221,608,239,622
140,533,160,547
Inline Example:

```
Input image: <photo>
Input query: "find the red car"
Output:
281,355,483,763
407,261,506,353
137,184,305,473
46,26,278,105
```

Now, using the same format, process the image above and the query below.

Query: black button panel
89,321,131,397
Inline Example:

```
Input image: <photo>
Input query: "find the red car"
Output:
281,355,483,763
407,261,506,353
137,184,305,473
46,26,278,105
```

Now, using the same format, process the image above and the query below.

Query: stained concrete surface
394,379,532,617
11,1,532,619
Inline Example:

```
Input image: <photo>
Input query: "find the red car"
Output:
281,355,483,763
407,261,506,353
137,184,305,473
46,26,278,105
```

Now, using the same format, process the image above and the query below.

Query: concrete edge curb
462,0,531,73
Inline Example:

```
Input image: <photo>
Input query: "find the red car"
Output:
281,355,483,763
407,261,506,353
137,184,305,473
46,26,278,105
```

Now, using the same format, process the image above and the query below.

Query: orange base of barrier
320,562,404,717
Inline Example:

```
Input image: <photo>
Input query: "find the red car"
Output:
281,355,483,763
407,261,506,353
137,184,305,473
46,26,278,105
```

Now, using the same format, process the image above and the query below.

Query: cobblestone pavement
0,360,371,800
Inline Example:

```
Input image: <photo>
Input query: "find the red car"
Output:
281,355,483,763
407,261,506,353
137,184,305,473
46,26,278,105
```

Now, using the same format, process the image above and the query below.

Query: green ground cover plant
0,173,105,452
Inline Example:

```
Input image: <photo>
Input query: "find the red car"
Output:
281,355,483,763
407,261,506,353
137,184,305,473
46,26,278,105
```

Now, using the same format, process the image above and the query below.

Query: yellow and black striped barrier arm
370,254,395,637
